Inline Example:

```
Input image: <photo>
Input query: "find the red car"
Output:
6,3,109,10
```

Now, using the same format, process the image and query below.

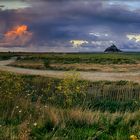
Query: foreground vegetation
0,71,140,139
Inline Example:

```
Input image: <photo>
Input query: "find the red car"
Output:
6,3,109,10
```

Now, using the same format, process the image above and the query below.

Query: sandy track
0,58,140,83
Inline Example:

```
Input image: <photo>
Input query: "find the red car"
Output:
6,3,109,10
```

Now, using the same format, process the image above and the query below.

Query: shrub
55,71,88,107
44,60,50,69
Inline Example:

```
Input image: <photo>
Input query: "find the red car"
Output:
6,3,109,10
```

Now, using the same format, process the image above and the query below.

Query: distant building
104,44,122,53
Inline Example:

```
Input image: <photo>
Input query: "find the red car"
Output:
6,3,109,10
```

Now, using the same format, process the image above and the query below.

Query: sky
0,0,140,52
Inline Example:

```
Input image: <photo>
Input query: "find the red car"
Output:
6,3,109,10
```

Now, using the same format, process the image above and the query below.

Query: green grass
1,52,140,139
5,52,140,73
1,72,140,111
19,53,140,64
4,52,139,64
0,71,140,139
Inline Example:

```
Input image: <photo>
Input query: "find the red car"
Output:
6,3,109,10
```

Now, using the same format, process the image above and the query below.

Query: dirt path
0,58,140,83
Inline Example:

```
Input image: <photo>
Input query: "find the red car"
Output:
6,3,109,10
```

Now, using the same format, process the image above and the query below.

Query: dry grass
1,70,140,139
10,60,140,72
51,63,140,72
10,60,45,70
67,108,140,126
2,103,140,139
4,101,140,128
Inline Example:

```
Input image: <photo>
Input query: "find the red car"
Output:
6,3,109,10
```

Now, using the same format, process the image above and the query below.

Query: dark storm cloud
1,0,140,51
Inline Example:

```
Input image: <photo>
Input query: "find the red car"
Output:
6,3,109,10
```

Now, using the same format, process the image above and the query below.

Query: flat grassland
10,52,140,72
0,52,140,140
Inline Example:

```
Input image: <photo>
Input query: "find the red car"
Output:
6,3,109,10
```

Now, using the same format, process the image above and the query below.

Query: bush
44,59,50,69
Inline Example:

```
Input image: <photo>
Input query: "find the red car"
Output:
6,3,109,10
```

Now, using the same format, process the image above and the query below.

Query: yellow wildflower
57,85,62,90
130,135,138,140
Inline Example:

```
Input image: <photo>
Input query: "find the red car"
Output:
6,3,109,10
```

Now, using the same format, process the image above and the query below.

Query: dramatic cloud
0,25,32,47
1,0,140,51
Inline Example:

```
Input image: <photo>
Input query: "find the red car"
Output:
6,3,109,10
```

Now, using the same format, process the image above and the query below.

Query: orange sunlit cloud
0,25,32,47
5,25,28,37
